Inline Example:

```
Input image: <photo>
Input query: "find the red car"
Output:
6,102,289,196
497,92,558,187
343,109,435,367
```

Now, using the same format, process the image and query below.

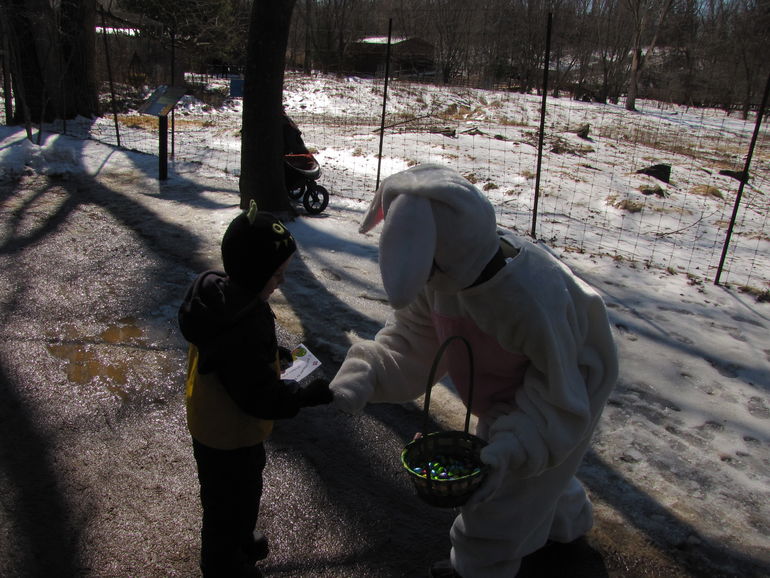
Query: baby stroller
283,114,329,215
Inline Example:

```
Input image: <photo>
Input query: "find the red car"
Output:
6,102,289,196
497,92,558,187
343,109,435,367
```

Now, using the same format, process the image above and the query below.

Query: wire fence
2,69,768,295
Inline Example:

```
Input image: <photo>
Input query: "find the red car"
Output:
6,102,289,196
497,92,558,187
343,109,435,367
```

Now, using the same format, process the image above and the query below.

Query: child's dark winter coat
180,270,323,449
178,206,331,577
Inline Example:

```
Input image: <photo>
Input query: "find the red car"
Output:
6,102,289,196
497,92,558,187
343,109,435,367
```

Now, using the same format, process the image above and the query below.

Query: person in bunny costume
329,163,618,577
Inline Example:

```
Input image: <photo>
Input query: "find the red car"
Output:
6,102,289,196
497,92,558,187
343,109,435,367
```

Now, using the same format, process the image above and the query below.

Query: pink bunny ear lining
359,203,384,233
359,183,387,233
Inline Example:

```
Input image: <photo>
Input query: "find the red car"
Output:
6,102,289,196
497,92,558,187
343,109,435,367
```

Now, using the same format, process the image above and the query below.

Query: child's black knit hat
221,201,296,292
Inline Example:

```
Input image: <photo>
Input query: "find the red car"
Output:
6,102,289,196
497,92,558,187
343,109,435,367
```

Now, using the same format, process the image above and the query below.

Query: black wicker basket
401,336,488,508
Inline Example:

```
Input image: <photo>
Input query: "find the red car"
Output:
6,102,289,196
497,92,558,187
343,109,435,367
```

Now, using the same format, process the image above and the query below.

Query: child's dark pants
192,438,266,576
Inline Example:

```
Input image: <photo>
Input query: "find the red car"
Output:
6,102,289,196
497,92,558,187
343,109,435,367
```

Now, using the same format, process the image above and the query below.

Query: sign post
138,85,186,180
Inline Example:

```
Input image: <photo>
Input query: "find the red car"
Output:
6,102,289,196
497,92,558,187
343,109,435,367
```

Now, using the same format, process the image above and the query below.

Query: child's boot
429,559,462,577
243,530,269,564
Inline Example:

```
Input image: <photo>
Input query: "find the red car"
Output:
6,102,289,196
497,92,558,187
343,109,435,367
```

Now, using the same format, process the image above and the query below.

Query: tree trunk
6,0,98,124
7,0,51,124
1,12,15,122
239,0,296,212
625,0,674,112
625,1,644,112
626,47,641,111
741,65,753,121
303,0,312,74
60,0,99,119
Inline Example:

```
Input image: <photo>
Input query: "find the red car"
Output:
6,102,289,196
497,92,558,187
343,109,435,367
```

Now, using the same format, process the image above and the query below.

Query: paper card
280,344,321,382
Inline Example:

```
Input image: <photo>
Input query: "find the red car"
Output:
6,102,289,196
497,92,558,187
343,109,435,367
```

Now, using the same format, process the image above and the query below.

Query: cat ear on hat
246,198,259,224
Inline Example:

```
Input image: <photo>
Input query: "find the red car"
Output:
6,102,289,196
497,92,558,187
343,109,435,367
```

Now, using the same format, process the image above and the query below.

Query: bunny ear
379,195,435,309
359,184,385,233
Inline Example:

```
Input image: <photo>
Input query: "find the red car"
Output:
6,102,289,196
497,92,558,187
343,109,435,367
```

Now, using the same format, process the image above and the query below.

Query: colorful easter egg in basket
401,336,488,508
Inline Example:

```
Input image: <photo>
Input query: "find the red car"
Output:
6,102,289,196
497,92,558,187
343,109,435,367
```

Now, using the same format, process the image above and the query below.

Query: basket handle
421,335,475,435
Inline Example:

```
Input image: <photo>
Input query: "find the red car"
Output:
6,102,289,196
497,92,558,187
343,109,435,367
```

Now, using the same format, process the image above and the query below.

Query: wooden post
159,115,168,180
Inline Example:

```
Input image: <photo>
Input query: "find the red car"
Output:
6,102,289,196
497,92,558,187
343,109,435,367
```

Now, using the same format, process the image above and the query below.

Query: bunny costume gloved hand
329,164,618,578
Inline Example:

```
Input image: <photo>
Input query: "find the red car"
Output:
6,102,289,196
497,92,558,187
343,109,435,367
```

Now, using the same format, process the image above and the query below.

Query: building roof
357,36,410,45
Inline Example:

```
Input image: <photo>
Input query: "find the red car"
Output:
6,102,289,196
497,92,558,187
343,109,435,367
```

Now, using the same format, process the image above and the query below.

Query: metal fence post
714,71,770,286
375,18,393,191
531,12,552,239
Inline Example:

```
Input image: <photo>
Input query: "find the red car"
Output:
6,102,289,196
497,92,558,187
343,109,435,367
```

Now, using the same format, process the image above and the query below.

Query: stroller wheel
303,184,329,215
287,183,306,200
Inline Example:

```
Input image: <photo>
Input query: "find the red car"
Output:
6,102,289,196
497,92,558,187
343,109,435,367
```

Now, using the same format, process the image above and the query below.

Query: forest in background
287,0,769,115
111,0,770,113
1,0,769,127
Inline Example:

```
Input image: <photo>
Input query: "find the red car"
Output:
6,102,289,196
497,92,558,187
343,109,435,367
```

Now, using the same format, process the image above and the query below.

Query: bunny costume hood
361,163,500,309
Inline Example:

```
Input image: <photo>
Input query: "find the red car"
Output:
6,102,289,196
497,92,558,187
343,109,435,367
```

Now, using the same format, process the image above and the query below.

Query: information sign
138,85,186,117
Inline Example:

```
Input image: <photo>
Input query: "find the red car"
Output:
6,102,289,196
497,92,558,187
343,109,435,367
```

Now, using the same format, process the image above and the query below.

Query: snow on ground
1,73,768,572
38,72,770,292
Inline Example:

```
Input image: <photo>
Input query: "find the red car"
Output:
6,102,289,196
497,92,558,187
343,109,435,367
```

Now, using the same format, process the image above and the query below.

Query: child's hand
278,346,294,371
297,378,333,407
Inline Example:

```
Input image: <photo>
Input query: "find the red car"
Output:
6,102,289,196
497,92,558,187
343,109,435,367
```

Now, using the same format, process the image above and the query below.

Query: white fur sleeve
330,292,441,413
479,264,618,480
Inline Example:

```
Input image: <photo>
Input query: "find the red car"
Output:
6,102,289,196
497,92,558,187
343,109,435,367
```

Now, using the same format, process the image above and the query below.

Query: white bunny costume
330,164,618,577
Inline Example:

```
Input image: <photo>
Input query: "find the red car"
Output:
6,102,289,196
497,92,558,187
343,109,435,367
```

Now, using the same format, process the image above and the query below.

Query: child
178,201,333,577
329,164,618,577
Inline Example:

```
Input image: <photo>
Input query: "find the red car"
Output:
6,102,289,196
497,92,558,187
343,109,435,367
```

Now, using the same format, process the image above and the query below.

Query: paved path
0,172,756,577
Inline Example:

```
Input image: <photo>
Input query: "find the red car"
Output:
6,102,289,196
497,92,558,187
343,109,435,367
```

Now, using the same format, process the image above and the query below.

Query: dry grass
738,285,770,302
117,115,217,130
609,196,645,213
639,184,667,197
689,184,724,199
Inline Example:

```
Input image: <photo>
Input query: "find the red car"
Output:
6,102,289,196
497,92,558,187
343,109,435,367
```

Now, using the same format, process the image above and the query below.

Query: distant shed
347,36,435,78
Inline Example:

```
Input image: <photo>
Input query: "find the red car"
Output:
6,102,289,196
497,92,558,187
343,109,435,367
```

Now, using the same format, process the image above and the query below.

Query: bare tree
3,0,98,125
1,16,12,121
696,0,732,108
625,0,675,111
657,0,700,105
592,0,634,103
60,0,99,117
567,0,601,99
407,0,476,84
305,0,376,73
287,0,313,71
238,0,296,212
731,0,770,118
548,0,582,97
467,0,514,87
515,1,550,93
117,0,251,75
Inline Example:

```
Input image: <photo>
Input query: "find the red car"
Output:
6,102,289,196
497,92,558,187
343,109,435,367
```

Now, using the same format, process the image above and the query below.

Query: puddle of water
47,343,129,386
47,318,146,399
100,322,143,344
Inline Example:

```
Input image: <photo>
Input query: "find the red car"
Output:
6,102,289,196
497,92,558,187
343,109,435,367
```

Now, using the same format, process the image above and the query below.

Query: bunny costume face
360,164,500,309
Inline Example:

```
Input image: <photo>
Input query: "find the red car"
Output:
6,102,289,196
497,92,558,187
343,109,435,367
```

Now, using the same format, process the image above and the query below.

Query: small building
347,36,435,78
